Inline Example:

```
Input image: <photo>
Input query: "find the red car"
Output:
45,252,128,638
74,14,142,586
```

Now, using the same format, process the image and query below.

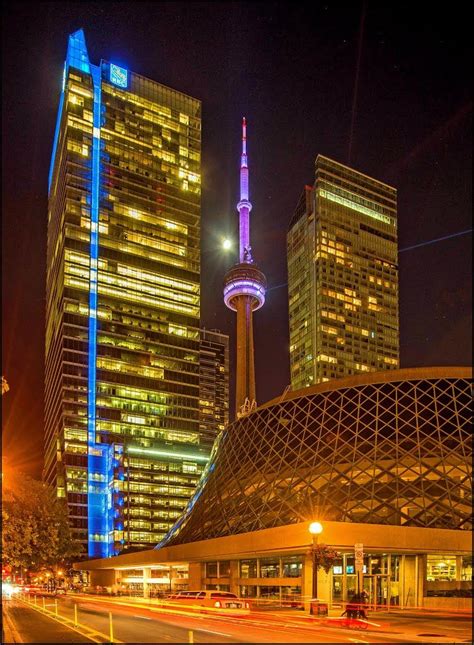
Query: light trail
398,228,472,252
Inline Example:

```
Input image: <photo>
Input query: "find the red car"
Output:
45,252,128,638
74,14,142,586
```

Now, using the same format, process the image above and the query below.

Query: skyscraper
199,328,229,443
44,30,207,558
288,155,399,389
223,119,266,416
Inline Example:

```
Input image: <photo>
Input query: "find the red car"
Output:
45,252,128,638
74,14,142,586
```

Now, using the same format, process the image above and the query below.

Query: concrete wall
188,563,201,590
89,568,117,588
423,597,472,612
75,521,471,573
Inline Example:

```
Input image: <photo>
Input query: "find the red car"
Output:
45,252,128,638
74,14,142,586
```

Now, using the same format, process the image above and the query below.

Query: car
165,590,250,616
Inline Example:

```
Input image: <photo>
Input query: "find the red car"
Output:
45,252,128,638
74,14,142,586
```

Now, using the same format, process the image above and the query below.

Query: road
3,600,91,643
6,593,473,644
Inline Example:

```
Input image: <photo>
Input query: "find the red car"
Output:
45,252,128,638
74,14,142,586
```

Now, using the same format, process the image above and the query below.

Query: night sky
2,2,472,478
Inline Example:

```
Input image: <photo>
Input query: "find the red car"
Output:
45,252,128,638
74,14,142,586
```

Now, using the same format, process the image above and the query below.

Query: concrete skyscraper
223,119,266,416
287,155,399,389
44,30,208,558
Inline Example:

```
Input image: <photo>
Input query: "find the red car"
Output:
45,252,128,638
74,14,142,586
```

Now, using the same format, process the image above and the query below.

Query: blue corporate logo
110,64,128,88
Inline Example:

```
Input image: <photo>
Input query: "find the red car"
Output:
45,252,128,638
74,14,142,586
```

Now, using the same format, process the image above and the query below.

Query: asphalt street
6,594,473,644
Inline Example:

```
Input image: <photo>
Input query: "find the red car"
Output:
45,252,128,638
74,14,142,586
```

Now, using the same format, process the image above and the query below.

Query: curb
2,605,23,643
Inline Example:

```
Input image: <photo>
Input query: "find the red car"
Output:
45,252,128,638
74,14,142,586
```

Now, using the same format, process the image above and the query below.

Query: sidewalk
2,606,20,643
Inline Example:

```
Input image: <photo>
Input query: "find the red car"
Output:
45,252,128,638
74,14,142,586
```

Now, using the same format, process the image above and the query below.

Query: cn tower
224,118,267,417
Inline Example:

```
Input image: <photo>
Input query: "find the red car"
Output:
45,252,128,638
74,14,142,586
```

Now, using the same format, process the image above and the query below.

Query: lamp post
309,521,323,602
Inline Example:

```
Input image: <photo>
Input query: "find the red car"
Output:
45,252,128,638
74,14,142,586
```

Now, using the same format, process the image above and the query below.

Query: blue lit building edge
86,60,113,559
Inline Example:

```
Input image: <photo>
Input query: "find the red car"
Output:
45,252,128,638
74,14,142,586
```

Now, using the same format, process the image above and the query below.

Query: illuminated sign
110,64,128,88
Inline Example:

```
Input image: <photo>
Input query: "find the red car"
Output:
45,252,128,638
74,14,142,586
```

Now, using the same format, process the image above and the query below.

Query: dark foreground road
3,600,92,643
5,593,473,644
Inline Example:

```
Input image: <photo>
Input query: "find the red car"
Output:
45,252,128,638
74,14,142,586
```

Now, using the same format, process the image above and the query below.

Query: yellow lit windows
316,354,337,364
68,93,85,108
179,113,189,125
69,83,93,98
169,323,187,337
426,556,457,582
96,357,164,380
122,415,146,425
321,324,338,335
355,363,370,372
67,140,89,157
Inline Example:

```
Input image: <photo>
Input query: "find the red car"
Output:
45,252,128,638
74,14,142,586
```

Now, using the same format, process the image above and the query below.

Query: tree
2,476,82,571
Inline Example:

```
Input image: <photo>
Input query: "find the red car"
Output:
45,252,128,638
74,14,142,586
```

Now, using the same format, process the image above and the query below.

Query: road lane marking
133,615,152,620
197,629,234,637
17,596,123,643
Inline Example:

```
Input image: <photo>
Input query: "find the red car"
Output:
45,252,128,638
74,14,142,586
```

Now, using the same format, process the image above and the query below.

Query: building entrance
363,575,389,609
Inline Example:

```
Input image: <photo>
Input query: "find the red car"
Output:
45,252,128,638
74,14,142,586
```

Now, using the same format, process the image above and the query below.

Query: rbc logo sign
110,64,128,88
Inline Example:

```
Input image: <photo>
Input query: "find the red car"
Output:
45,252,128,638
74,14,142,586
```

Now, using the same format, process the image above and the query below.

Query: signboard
110,64,128,89
354,543,364,571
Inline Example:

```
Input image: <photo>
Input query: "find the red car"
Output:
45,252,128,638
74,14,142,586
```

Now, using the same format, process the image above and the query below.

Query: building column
229,560,239,595
143,567,151,599
188,562,202,590
301,553,313,612
400,555,418,608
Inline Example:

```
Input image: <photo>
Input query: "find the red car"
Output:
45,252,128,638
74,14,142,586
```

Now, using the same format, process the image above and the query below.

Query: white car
166,590,250,616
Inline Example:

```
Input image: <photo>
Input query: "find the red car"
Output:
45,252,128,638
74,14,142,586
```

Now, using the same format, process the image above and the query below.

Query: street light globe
222,238,232,251
309,521,323,535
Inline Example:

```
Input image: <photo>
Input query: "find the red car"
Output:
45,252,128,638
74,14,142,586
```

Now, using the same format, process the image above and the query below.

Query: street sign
355,543,364,570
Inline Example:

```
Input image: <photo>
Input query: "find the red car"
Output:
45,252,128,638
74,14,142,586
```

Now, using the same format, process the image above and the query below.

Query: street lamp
309,521,323,601
222,237,232,251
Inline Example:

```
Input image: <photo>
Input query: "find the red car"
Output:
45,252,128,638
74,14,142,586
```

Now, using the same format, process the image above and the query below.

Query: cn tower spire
238,117,252,263
224,119,267,418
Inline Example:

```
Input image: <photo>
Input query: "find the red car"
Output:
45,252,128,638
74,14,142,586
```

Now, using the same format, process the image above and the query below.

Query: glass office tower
44,30,206,557
199,328,229,444
288,155,399,389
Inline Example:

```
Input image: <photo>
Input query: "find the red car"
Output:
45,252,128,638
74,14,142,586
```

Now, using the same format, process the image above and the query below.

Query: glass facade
288,156,399,389
161,369,472,546
44,30,206,557
199,329,229,443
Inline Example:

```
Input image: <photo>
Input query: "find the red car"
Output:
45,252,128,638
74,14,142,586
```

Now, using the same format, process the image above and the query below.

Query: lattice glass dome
159,368,472,547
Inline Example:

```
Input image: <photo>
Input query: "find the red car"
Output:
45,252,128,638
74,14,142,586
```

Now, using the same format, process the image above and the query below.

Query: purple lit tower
224,118,267,417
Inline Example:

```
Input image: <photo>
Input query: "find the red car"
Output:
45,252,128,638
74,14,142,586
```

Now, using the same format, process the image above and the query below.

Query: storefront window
282,556,302,578
345,556,354,575
461,556,472,582
281,586,302,607
332,575,343,601
206,561,218,577
240,559,257,578
426,555,457,581
390,555,399,581
219,561,230,577
346,574,357,598
260,585,280,599
240,585,257,598
260,557,280,578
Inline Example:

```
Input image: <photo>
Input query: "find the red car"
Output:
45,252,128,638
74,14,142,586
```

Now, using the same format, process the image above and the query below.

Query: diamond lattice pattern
162,376,472,545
